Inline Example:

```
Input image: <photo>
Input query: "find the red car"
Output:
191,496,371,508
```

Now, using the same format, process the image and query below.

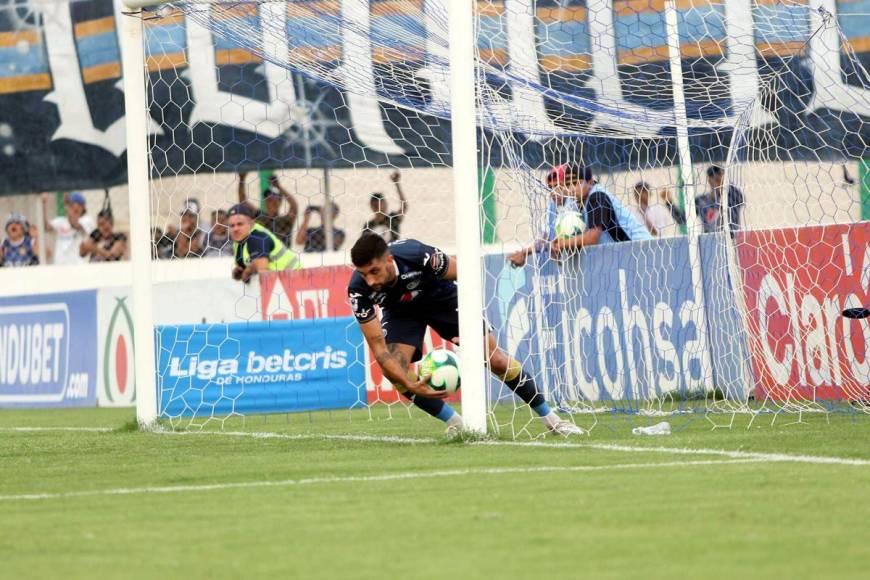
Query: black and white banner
0,0,866,195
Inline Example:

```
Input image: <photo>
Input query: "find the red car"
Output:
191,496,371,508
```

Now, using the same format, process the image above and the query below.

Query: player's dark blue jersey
348,239,456,323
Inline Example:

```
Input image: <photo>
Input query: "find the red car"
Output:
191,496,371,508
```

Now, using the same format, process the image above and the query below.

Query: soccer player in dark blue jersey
348,234,583,436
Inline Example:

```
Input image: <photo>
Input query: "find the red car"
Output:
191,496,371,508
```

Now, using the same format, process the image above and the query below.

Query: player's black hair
97,208,114,222
634,181,652,193
351,233,389,267
370,191,385,201
565,164,594,183
707,165,724,177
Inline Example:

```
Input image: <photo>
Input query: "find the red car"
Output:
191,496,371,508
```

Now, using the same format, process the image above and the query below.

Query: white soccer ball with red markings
420,349,461,394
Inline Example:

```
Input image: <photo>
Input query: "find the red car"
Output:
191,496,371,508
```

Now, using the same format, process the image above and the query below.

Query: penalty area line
0,458,761,502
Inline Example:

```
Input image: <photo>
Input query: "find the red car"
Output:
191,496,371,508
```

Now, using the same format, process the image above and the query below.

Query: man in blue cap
41,191,95,265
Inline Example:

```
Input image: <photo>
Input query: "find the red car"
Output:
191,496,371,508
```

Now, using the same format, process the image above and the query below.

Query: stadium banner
0,0,867,195
259,265,353,321
698,234,751,400
97,287,136,407
736,222,870,401
0,290,97,407
96,279,261,407
483,236,745,403
156,317,364,417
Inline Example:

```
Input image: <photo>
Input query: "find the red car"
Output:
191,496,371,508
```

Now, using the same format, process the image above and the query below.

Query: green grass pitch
1,406,868,579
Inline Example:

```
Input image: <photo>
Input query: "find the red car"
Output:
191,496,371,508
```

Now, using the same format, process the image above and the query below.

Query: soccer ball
419,349,461,394
554,210,584,239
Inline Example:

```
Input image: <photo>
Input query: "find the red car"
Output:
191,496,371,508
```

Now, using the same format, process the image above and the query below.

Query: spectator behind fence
695,165,745,234
80,209,127,262
203,209,230,257
0,213,39,267
362,170,407,242
660,187,687,228
173,199,207,258
227,203,301,283
42,192,95,265
296,203,345,252
152,226,175,260
237,172,298,248
629,181,679,237
508,164,580,268
551,165,652,255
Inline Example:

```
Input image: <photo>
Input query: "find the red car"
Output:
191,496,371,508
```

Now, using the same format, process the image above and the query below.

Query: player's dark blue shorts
381,296,494,362
381,300,459,363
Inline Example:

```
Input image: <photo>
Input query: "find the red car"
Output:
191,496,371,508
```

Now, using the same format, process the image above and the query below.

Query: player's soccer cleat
547,419,586,437
445,414,465,438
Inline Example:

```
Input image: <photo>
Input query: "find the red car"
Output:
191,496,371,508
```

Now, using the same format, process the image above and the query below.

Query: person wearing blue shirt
508,164,581,268
551,165,652,255
0,213,39,268
695,165,745,234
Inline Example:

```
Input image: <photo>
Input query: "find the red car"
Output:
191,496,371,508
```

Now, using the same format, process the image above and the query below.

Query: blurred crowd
1,166,742,269
151,171,406,261
0,192,127,268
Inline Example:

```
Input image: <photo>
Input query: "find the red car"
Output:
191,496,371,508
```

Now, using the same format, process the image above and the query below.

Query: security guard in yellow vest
227,203,301,283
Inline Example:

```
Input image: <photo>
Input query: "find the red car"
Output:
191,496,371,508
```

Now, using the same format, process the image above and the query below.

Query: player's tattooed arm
359,319,448,399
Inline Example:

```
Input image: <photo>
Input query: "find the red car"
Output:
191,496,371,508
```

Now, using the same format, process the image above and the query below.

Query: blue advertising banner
484,235,745,404
697,234,750,399
156,317,364,417
0,290,97,407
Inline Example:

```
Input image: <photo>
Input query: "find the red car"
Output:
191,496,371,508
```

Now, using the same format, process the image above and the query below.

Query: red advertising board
736,223,870,402
260,267,458,404
260,266,352,320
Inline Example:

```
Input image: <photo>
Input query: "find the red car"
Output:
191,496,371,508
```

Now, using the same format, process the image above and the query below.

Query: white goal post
120,2,159,427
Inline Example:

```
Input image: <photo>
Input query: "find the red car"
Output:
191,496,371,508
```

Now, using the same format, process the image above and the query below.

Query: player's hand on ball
409,374,449,399
507,250,526,268
550,238,569,256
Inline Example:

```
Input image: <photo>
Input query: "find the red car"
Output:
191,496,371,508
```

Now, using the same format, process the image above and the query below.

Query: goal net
127,0,869,434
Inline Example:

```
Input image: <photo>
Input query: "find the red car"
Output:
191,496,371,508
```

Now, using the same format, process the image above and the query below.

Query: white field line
4,426,869,467
0,458,761,502
0,427,114,432
479,441,870,467
157,430,435,445
161,430,870,467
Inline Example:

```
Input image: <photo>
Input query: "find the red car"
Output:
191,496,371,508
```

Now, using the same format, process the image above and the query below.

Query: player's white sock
541,411,562,429
447,413,464,429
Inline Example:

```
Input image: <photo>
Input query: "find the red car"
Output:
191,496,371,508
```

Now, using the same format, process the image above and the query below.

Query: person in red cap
507,164,580,267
